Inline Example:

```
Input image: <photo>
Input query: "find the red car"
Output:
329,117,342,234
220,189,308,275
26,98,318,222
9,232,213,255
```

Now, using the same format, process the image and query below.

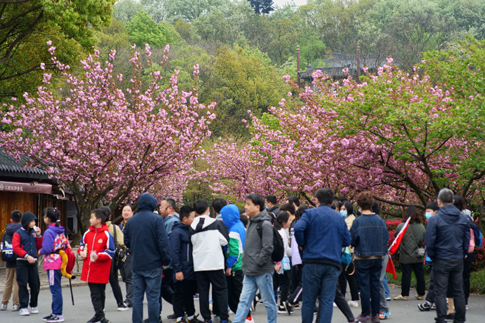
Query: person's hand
27,255,36,264
79,251,87,259
163,265,168,269
274,263,282,273
225,268,232,276
34,226,41,236
175,272,184,281
91,252,98,261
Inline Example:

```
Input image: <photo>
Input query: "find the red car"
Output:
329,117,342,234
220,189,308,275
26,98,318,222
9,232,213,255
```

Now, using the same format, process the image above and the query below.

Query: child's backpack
1,232,15,262
257,220,285,262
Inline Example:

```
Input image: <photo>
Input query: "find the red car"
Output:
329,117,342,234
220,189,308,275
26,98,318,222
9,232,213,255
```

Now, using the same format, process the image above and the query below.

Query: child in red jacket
12,211,43,317
78,209,115,323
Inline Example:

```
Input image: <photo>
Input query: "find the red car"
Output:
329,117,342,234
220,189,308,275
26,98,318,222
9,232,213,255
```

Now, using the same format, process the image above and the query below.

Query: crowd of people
0,187,478,323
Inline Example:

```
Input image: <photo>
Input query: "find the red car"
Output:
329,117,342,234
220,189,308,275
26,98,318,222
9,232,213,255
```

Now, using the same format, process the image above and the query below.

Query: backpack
465,214,482,252
1,232,15,262
256,219,285,262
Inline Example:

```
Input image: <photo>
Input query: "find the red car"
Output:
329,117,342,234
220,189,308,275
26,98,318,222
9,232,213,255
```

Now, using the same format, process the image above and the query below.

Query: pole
357,43,361,79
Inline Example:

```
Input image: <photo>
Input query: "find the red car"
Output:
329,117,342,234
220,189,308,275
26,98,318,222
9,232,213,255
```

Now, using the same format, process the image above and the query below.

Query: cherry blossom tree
0,41,215,236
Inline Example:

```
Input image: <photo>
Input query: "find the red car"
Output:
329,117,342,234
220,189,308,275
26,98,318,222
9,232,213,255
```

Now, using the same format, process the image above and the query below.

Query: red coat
78,224,115,284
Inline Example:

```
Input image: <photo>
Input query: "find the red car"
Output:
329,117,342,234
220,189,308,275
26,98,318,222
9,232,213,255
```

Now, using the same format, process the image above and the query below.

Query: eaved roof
0,147,48,179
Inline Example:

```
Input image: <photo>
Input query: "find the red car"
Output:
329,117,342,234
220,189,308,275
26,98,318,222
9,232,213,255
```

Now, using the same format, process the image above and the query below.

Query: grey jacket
241,211,274,276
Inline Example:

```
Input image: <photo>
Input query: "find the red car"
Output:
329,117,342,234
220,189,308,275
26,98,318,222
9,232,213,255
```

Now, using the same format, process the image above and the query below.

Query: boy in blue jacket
169,206,202,323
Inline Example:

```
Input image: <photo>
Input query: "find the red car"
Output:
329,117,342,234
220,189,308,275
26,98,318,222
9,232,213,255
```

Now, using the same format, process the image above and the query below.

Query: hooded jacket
221,204,246,272
78,223,115,284
241,210,274,276
190,214,229,272
169,221,195,281
425,204,470,260
12,211,43,262
39,224,70,270
294,205,351,269
124,193,171,271
2,222,22,268
164,213,180,239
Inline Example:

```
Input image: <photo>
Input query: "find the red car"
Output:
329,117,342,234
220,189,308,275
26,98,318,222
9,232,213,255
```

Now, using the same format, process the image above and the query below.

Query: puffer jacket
12,212,43,262
39,224,70,270
221,204,246,271
425,204,470,260
241,211,274,276
2,222,21,268
78,223,115,284
169,222,195,281
395,222,426,264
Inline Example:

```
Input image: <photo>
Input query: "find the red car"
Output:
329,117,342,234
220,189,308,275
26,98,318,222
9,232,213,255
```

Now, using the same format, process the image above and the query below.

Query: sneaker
355,315,371,323
193,293,199,300
415,295,424,300
445,313,455,320
277,305,286,314
333,302,337,307
100,318,110,323
19,308,30,316
372,315,380,323
168,313,178,319
385,297,391,301
187,315,204,323
418,302,432,311
213,316,221,322
123,301,132,308
44,314,56,321
31,307,39,314
1,303,7,311
47,315,65,322
378,312,390,320
431,303,436,310
284,301,294,315
117,305,129,311
12,304,20,311
87,316,100,323
292,303,301,310
245,316,254,323
393,295,407,300
348,300,359,308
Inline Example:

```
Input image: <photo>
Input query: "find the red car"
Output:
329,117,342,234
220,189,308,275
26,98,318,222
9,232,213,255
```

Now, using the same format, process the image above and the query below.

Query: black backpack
256,219,285,262
1,232,15,262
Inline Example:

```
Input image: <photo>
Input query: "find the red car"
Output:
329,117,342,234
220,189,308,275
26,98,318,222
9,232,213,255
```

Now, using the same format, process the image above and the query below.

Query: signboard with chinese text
0,181,52,194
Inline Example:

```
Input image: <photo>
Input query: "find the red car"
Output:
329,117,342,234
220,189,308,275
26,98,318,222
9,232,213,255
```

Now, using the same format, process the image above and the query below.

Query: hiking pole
69,279,75,305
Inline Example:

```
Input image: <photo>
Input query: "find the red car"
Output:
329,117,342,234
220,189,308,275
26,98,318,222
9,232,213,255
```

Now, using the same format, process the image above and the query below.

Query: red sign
0,181,52,194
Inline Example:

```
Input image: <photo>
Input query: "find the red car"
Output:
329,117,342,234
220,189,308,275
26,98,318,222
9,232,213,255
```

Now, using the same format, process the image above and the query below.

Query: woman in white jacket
273,211,293,315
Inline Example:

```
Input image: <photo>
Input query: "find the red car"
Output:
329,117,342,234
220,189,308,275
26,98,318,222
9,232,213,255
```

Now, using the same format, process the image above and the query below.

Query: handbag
112,224,126,269
341,246,352,266
409,225,425,257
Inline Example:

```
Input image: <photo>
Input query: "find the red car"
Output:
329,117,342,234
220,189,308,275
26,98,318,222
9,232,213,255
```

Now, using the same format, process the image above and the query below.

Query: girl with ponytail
39,208,70,322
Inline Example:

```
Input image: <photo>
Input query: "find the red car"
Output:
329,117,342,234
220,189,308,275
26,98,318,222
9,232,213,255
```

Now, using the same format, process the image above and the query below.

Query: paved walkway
0,279,484,322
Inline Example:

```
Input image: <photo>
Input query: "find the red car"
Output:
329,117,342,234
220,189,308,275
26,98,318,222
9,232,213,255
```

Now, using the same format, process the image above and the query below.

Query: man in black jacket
425,189,469,323
125,193,171,323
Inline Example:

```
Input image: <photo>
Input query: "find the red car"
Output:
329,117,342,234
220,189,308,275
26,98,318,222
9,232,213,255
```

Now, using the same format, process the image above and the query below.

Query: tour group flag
386,217,411,279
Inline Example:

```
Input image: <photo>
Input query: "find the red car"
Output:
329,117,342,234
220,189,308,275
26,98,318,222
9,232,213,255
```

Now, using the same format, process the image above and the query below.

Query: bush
470,269,485,294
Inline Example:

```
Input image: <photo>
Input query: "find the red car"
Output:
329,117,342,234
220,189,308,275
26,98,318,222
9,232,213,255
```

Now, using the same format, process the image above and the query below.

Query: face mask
266,206,270,210
425,212,432,220
340,210,348,217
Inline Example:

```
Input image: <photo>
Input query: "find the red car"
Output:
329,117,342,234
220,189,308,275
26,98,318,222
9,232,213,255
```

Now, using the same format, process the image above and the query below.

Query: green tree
0,0,116,102
126,11,180,48
113,0,145,23
94,18,131,60
207,45,289,137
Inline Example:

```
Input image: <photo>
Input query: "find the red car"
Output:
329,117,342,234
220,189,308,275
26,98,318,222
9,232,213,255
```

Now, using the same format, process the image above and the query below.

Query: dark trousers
334,269,355,322
354,259,382,317
338,262,359,301
173,280,198,318
196,270,228,321
433,258,466,323
88,283,106,320
226,269,251,317
273,270,291,304
426,265,435,303
290,264,302,294
109,259,124,307
401,263,425,297
161,268,174,306
16,260,40,309
463,260,471,305
120,253,134,306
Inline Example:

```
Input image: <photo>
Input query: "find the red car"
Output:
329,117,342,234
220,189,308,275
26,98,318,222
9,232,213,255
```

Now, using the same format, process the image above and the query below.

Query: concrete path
1,281,484,323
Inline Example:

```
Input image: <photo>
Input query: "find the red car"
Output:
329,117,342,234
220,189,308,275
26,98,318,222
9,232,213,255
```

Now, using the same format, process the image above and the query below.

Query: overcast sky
274,0,308,8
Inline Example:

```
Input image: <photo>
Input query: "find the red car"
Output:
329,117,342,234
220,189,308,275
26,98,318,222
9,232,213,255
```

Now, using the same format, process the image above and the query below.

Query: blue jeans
382,274,390,298
133,267,162,323
48,270,62,315
355,259,382,317
233,273,277,323
302,263,340,323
